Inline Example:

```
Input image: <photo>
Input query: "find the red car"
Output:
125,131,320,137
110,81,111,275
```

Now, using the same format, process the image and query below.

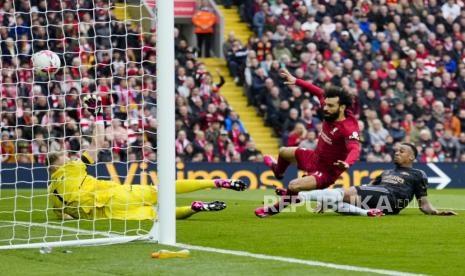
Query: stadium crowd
4,0,465,164
0,0,254,164
223,0,465,162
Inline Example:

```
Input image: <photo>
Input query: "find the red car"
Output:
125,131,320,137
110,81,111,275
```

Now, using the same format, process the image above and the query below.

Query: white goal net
0,0,162,249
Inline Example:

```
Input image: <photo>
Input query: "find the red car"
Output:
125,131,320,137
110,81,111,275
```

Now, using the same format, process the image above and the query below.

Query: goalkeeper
47,95,246,220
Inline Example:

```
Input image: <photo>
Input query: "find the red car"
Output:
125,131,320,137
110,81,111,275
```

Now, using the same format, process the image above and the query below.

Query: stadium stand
0,0,251,164
225,0,465,162
4,0,465,164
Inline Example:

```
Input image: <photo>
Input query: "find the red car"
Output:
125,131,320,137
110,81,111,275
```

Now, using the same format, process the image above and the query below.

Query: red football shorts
294,148,341,189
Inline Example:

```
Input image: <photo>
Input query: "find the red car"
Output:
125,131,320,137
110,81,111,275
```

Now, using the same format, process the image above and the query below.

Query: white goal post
154,0,176,245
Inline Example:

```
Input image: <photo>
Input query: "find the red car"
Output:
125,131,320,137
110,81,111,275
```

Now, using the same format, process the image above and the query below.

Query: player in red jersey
255,69,361,217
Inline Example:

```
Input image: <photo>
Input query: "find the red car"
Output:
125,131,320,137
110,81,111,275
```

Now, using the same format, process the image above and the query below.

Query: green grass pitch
1,188,465,275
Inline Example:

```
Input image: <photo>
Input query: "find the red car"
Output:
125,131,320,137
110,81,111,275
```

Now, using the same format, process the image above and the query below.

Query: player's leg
349,186,397,215
263,147,298,179
300,187,370,216
176,201,227,220
175,179,246,194
176,206,196,219
299,187,383,217
254,175,317,217
102,183,157,220
288,175,318,192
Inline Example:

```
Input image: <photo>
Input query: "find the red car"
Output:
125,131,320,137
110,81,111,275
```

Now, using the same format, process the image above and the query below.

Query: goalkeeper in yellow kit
47,95,246,220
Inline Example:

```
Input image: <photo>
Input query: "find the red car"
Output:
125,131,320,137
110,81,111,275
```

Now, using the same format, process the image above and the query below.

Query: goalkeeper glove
82,95,103,117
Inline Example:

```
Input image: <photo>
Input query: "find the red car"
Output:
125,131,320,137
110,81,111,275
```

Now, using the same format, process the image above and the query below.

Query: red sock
266,201,286,214
283,189,300,204
267,189,300,214
274,155,290,176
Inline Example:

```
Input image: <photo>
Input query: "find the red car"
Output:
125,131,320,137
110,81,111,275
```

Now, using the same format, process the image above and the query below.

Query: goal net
0,0,165,249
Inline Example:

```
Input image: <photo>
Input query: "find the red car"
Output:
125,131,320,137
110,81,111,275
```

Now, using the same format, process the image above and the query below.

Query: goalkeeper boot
215,179,247,191
263,155,283,180
191,201,226,212
367,208,384,217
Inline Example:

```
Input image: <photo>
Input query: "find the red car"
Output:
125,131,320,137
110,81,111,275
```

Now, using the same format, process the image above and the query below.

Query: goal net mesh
0,0,158,248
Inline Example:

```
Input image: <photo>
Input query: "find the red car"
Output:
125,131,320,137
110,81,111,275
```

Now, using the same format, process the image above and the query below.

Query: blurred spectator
253,2,270,38
241,141,262,162
369,119,389,146
439,129,461,161
192,0,217,57
230,0,465,162
287,123,306,147
299,129,318,150
443,108,461,136
1,131,15,163
0,0,256,165
175,130,191,155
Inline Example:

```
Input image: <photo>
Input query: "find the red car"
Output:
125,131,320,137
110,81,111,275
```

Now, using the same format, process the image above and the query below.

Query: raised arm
82,95,105,163
279,68,325,104
418,196,457,216
215,68,225,88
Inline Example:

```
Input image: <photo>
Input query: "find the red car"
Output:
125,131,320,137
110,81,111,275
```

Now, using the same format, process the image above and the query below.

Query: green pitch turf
1,188,465,275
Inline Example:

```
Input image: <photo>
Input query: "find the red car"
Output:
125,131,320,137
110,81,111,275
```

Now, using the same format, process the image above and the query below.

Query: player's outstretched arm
279,68,324,103
418,196,457,216
82,95,105,163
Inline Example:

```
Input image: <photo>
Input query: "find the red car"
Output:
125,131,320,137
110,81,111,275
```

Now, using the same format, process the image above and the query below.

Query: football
31,50,61,77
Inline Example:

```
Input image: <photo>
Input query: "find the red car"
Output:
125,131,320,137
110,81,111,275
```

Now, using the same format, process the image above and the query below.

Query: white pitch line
0,220,440,275
177,243,428,276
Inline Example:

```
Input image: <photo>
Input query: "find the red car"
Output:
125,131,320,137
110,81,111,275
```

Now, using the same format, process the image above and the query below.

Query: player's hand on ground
436,210,458,216
312,201,326,213
333,160,349,170
279,68,296,85
82,94,103,115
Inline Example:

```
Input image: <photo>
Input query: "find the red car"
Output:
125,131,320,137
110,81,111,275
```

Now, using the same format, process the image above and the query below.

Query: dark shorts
295,148,341,189
355,186,403,214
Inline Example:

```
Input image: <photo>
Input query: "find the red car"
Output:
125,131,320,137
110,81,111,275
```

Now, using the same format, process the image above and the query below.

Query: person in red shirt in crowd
286,122,307,147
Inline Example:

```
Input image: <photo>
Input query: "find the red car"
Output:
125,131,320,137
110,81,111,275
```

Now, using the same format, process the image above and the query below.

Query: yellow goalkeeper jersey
48,152,157,220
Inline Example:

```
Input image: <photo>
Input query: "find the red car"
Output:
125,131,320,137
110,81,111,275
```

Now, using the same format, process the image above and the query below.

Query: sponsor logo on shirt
348,131,360,141
382,175,405,184
330,127,338,135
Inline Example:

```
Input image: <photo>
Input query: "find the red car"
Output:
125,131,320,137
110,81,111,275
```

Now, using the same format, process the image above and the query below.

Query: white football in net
31,50,61,77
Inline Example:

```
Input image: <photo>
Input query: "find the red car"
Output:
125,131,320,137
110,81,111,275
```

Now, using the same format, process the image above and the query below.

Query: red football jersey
295,79,361,169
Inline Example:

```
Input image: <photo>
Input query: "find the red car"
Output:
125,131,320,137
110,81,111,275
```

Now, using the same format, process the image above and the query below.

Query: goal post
0,0,175,249
154,0,176,245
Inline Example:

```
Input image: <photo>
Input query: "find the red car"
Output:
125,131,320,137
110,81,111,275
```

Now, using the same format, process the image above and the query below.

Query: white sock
338,202,368,216
298,189,343,202
298,189,343,212
299,189,368,216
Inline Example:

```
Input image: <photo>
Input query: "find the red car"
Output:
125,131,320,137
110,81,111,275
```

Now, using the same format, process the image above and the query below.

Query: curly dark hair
401,143,418,159
324,86,352,108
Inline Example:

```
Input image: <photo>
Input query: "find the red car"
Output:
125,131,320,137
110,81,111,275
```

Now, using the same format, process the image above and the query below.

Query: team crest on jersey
348,131,360,141
330,127,338,135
